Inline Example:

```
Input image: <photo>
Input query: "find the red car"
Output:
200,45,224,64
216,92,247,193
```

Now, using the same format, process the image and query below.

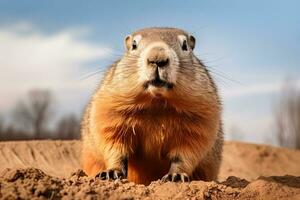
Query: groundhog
81,27,223,185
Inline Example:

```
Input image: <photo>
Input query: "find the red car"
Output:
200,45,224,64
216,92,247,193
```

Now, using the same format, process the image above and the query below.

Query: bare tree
0,114,4,134
13,90,54,139
275,81,300,149
56,114,80,139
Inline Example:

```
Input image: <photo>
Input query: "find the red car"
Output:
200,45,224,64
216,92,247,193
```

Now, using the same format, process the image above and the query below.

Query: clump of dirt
1,168,299,200
0,168,63,199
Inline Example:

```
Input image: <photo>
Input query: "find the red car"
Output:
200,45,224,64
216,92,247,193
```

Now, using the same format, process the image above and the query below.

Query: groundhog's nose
147,58,169,68
147,47,170,68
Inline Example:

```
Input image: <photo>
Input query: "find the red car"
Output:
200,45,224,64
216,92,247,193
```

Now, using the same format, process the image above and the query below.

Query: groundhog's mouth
144,78,174,90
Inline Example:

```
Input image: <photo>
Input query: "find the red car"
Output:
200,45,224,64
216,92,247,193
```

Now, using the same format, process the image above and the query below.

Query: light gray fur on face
122,28,196,96
110,27,217,101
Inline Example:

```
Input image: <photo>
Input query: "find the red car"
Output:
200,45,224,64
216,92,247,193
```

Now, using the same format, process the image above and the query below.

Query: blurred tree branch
275,80,300,149
56,114,80,139
13,89,53,139
0,114,4,133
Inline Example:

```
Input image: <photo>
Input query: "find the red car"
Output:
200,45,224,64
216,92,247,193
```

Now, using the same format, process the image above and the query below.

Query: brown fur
81,27,223,185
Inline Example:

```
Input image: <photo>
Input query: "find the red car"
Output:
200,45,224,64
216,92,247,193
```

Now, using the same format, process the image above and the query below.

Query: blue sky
0,0,299,144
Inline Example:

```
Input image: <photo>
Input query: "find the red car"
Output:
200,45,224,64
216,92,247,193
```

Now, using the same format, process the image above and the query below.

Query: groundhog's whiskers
79,68,107,81
207,67,243,86
79,55,142,81
180,58,243,87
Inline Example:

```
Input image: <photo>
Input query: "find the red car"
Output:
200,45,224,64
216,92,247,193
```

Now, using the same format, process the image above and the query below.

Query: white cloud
223,111,274,143
0,22,111,113
221,79,300,99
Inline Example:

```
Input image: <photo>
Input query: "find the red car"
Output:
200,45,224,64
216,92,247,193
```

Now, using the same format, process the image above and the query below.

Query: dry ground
0,140,299,199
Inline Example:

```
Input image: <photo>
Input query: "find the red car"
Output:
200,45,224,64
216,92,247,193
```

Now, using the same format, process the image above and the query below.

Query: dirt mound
1,168,299,200
220,141,300,180
0,140,300,199
0,140,81,178
1,140,300,181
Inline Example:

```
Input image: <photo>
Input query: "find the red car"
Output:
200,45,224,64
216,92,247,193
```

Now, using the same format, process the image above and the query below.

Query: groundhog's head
103,27,216,108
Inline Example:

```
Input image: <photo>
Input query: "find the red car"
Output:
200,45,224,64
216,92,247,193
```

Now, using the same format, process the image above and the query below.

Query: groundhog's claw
161,173,190,182
96,169,125,180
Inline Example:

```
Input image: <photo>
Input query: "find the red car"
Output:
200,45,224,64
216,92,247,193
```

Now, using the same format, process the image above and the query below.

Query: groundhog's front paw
95,169,125,180
161,172,190,182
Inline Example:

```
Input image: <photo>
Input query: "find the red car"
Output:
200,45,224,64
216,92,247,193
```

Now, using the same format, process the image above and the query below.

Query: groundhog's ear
125,35,132,51
189,35,196,50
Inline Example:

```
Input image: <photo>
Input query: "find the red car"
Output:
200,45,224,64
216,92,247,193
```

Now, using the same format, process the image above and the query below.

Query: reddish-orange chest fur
94,98,216,184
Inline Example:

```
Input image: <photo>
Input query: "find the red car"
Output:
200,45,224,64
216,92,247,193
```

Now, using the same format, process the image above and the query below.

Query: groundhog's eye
181,40,188,51
132,40,137,50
